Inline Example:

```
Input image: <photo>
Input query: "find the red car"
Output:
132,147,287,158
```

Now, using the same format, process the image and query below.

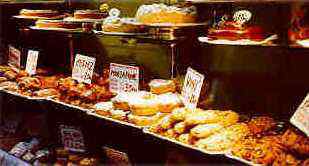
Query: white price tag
72,54,96,84
290,93,309,136
60,125,85,153
182,67,204,110
109,63,139,93
25,50,39,75
8,45,21,70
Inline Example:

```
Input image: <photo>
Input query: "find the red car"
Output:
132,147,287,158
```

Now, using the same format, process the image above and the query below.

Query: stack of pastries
19,9,62,19
149,107,249,153
94,79,183,126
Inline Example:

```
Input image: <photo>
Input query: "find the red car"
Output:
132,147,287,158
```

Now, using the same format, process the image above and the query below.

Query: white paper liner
225,153,265,166
143,129,228,155
198,34,278,46
13,15,66,20
30,26,82,33
93,30,148,36
64,17,105,23
296,39,309,48
87,111,143,129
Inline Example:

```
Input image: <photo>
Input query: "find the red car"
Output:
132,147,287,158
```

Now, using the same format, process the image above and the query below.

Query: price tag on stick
182,67,205,110
72,54,96,84
290,93,309,136
60,125,86,153
25,50,39,75
109,63,139,93
8,45,21,70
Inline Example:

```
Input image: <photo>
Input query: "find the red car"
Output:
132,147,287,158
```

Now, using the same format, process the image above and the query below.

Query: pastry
156,93,183,113
17,77,41,91
149,79,176,94
0,81,18,91
217,110,239,126
195,123,249,152
178,133,190,144
190,123,225,139
94,102,114,117
128,92,159,116
74,10,107,19
165,129,178,139
173,122,187,134
33,88,60,98
281,128,309,156
184,110,222,126
4,70,18,80
110,109,128,121
170,107,197,122
111,91,149,110
135,4,197,24
20,9,60,18
247,116,276,135
35,20,80,29
102,17,142,33
128,113,165,126
0,77,7,83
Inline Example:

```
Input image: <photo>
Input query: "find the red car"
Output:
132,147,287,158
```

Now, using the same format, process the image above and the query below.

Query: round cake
74,10,107,20
35,20,80,29
135,4,197,24
102,17,142,33
20,9,60,18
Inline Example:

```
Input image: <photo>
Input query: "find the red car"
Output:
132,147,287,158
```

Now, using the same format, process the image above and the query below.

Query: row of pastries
0,65,308,165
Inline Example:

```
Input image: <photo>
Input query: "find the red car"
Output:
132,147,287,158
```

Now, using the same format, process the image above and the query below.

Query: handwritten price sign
290,93,309,136
8,45,21,70
60,125,85,153
182,67,204,110
72,54,96,84
25,50,39,75
109,63,139,93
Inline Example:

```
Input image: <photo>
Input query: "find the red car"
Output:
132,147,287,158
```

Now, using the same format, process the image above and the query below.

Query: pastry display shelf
185,0,309,4
0,89,256,166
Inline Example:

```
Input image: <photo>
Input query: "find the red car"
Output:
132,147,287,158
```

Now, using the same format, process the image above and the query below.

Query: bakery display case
0,0,307,165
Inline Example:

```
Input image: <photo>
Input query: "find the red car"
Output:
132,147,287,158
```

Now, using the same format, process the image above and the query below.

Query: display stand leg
170,43,176,78
69,34,74,69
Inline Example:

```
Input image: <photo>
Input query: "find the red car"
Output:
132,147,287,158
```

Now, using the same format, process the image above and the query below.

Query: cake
102,17,143,33
35,20,80,29
156,93,183,113
20,9,60,18
74,10,107,20
135,3,197,24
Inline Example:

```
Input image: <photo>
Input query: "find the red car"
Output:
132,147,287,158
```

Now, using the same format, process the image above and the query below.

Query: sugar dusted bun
156,93,183,113
149,79,176,94
74,10,107,19
135,3,197,24
129,92,159,116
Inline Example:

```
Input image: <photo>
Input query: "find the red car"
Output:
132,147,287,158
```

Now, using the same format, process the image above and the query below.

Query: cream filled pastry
156,92,183,113
149,79,176,94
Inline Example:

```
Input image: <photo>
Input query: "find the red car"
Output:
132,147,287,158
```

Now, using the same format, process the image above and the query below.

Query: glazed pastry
4,70,18,80
149,79,176,94
0,81,18,91
74,10,107,19
94,102,114,117
33,88,60,98
247,116,276,135
79,157,99,166
0,77,7,83
178,133,190,144
17,77,41,91
184,110,222,126
190,123,225,139
170,107,196,122
110,109,128,121
174,122,187,134
195,123,249,152
112,91,149,110
128,113,164,126
165,129,178,139
35,20,80,29
281,128,309,156
156,93,183,113
217,111,239,126
135,4,197,24
20,9,60,18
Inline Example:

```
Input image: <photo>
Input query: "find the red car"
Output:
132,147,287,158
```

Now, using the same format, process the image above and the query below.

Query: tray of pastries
199,10,277,46
90,79,182,128
14,9,67,20
145,106,250,155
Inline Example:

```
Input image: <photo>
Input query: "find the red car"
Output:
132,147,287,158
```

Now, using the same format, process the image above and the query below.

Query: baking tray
87,111,143,129
198,34,278,46
143,129,228,155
